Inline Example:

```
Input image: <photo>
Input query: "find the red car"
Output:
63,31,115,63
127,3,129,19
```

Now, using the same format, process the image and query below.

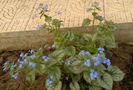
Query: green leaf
82,18,91,28
97,73,113,90
72,74,81,82
107,66,125,81
88,85,102,90
26,71,35,84
83,71,91,83
45,15,52,22
95,16,104,21
65,46,76,56
50,50,65,60
70,81,80,90
83,34,92,42
54,81,62,90
52,19,61,27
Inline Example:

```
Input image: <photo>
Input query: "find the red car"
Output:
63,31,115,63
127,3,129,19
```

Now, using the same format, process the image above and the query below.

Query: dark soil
0,44,133,90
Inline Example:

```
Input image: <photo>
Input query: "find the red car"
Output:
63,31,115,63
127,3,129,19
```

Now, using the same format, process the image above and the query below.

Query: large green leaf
65,46,76,56
50,50,65,60
97,73,113,90
107,66,125,81
83,71,91,83
70,81,80,90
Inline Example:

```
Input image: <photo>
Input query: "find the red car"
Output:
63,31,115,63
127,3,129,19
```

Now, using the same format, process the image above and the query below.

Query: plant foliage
3,2,124,90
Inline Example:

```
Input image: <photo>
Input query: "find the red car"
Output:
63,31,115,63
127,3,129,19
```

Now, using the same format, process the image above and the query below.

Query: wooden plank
104,0,133,23
0,23,133,51
104,0,127,23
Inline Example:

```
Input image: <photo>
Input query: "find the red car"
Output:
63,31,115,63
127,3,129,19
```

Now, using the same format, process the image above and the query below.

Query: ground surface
0,0,133,32
0,44,133,90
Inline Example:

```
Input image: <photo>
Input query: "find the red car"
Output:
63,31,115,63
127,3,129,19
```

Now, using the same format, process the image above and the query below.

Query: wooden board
0,23,133,51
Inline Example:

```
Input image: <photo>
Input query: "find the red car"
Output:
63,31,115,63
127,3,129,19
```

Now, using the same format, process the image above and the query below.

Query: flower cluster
90,69,99,80
79,48,111,80
79,50,90,55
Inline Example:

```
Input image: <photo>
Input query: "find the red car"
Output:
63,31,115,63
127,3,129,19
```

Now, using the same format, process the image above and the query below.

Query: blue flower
29,62,36,68
90,69,99,80
28,50,34,53
36,24,42,30
84,59,91,67
20,53,28,58
92,54,101,61
80,50,90,55
103,59,111,67
55,11,61,16
19,64,23,68
10,65,15,71
12,73,18,79
29,55,35,59
85,51,90,55
45,79,53,86
98,48,104,52
32,14,37,19
65,60,72,65
43,4,48,12
80,50,85,55
86,8,93,12
3,61,9,71
18,59,27,68
42,56,50,62
20,53,24,57
94,60,101,66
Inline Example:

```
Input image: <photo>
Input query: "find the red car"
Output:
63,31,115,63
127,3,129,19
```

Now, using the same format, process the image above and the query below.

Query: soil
0,43,133,90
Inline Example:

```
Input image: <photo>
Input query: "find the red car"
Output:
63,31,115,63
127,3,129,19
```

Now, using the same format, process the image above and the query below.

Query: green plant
3,2,124,90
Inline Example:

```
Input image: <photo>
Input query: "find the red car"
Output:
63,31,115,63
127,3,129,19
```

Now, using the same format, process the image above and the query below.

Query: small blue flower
92,54,101,61
65,60,72,65
17,59,27,64
42,56,50,62
94,60,101,66
36,24,43,30
86,8,93,12
84,59,91,67
10,65,15,71
32,14,37,19
3,61,9,71
80,50,85,55
20,53,24,57
85,51,90,55
55,11,61,16
18,59,26,68
45,79,53,86
90,69,99,80
19,64,23,68
29,55,35,59
28,50,34,53
24,53,28,57
43,4,48,12
12,73,18,79
98,48,104,52
103,59,111,67
29,62,36,68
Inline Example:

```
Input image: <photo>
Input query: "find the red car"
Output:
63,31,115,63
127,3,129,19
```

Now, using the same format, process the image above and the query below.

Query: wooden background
0,0,133,33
